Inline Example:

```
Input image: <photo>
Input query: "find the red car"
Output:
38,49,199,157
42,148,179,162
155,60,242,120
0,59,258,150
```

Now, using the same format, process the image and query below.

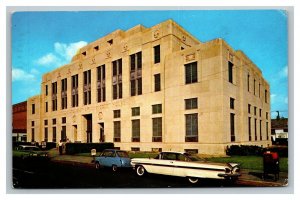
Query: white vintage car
131,152,241,184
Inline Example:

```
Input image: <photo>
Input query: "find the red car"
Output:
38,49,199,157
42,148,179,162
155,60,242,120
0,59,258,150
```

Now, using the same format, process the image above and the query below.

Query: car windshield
116,151,129,158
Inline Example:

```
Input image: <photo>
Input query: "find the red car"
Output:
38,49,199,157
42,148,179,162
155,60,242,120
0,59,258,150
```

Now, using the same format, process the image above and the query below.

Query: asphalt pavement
47,149,288,187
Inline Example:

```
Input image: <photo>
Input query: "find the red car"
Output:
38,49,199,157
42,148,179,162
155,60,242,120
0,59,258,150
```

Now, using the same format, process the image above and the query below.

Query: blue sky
11,10,288,118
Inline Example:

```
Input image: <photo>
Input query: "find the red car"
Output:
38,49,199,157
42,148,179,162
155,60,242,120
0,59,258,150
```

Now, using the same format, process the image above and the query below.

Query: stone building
27,20,271,155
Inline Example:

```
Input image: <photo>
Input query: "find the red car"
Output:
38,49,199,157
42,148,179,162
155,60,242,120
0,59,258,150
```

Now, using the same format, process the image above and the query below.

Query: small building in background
12,101,27,142
271,118,288,145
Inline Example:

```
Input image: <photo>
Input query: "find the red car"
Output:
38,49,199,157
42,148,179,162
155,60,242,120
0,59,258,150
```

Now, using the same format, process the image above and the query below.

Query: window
44,120,48,126
259,83,261,98
266,122,269,140
97,65,106,103
259,109,262,117
266,112,269,120
254,118,257,141
152,104,162,114
131,147,140,152
185,62,197,84
260,120,262,140
132,107,140,116
130,52,142,96
72,74,78,107
185,114,198,142
247,74,250,92
248,104,251,114
185,98,198,110
254,79,256,95
152,117,162,142
112,59,122,100
45,85,48,96
265,89,268,103
228,61,233,83
230,98,235,109
254,106,257,115
61,78,67,109
32,104,35,114
113,110,121,118
154,45,160,64
114,121,121,142
62,117,66,124
52,82,57,111
31,128,35,142
31,121,34,127
44,127,48,142
248,117,252,141
52,118,56,125
185,149,198,154
83,70,91,105
132,120,140,142
230,113,235,142
52,127,57,142
45,102,48,112
154,74,161,92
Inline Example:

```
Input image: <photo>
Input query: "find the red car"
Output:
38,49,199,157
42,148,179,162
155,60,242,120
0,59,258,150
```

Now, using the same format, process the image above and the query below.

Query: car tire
95,162,101,170
112,165,118,172
188,177,199,184
136,165,146,176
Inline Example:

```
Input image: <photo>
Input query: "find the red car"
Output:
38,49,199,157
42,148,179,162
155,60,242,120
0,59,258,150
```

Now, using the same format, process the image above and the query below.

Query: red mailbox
263,151,279,181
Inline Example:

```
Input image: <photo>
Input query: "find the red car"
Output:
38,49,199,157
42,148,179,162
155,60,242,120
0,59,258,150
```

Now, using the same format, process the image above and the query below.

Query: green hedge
65,142,114,155
226,145,264,156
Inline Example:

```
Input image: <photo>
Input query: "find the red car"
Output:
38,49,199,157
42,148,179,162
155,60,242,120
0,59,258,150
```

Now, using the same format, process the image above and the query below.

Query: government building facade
27,20,271,155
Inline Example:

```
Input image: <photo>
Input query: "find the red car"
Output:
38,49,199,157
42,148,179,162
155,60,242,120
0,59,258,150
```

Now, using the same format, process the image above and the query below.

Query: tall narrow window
154,45,160,64
32,104,35,114
112,59,122,100
61,78,67,109
230,113,235,142
185,62,197,84
52,127,56,142
130,52,142,96
230,98,235,109
152,117,162,142
266,122,269,140
248,104,251,114
72,74,78,107
44,127,48,142
185,98,198,110
83,70,91,105
259,120,262,140
31,128,35,142
254,79,256,95
45,85,48,96
259,83,261,98
265,89,268,103
154,74,161,92
248,117,252,141
185,114,198,142
45,102,48,112
114,121,121,142
97,65,106,102
132,120,140,142
254,118,257,141
228,61,233,83
247,74,250,92
52,82,57,111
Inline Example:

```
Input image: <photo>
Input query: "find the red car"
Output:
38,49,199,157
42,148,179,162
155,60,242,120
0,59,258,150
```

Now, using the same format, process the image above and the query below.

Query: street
12,158,247,188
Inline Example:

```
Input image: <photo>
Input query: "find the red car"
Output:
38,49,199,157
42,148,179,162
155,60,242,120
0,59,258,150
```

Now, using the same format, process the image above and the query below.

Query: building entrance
99,123,105,142
84,114,92,143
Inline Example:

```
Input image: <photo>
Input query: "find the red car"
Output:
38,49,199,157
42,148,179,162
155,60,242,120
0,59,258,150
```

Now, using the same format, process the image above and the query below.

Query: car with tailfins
131,151,241,184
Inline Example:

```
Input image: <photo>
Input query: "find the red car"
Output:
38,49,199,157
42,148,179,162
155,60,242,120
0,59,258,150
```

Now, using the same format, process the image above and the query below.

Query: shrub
65,142,114,155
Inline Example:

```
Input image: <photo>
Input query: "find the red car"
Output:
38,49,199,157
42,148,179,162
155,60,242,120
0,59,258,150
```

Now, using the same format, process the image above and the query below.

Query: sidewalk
47,149,288,186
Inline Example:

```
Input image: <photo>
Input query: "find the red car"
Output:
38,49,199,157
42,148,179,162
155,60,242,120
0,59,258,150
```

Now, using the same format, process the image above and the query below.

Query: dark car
95,149,131,171
14,145,49,160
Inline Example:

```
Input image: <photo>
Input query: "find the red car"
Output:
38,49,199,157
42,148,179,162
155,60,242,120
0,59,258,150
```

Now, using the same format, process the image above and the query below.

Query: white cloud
36,53,61,66
54,41,87,61
270,94,277,103
279,65,288,78
35,41,87,68
12,68,35,82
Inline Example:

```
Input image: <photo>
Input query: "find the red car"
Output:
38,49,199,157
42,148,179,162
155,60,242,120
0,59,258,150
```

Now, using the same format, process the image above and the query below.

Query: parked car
14,145,49,160
94,149,131,171
131,151,241,184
